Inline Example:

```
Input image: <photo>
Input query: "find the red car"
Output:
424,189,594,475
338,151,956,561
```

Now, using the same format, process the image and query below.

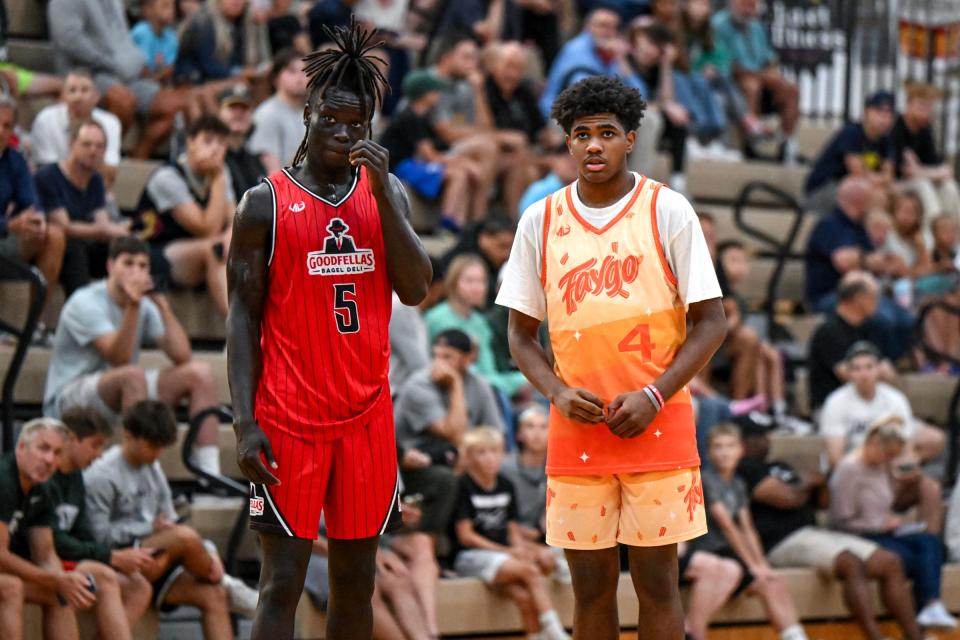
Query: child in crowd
452,427,568,640
931,214,960,273
698,424,809,640
131,0,179,81
885,191,932,277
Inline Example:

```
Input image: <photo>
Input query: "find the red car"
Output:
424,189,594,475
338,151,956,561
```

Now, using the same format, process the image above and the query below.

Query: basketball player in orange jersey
226,22,431,640
497,75,728,640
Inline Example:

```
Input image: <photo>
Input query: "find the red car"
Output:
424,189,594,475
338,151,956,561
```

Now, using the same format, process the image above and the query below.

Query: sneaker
706,140,743,162
30,324,53,348
775,414,814,436
222,574,259,618
917,600,958,629
685,138,710,160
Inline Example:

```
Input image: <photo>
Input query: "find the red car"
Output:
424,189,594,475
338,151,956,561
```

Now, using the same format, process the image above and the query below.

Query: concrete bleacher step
6,1,48,39
700,203,820,255
686,159,808,205
115,160,162,212
6,39,56,75
741,257,806,307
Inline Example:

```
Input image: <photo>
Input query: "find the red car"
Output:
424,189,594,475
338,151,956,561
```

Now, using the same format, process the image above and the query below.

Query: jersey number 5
333,284,360,334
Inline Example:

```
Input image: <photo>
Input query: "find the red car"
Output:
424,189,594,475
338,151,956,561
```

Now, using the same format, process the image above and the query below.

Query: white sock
773,399,787,417
539,610,568,640
193,444,221,476
780,624,807,640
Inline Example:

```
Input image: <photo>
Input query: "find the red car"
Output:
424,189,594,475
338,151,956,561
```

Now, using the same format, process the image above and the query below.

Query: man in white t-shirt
496,75,731,640
820,341,946,535
820,341,945,466
247,49,308,174
30,69,123,187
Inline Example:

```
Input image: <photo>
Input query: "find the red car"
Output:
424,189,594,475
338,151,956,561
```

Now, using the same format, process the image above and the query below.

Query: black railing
915,300,960,485
732,181,807,341
0,256,46,452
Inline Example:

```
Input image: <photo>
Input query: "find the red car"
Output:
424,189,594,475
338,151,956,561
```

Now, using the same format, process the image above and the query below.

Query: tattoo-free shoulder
234,182,275,229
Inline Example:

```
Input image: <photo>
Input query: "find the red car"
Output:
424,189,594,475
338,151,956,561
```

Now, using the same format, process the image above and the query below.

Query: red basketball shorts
248,402,402,540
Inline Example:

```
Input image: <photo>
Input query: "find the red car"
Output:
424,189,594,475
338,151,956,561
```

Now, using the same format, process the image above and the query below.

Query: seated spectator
884,191,932,279
434,0,522,45
389,290,429,393
218,84,266,198
52,408,154,629
737,416,924,640
0,0,63,98
805,176,882,309
308,0,355,47
807,272,898,411
0,570,22,638
697,424,810,640
49,0,186,159
518,143,578,216
893,82,960,222
440,214,516,308
380,69,486,230
429,34,530,217
714,240,786,416
426,254,529,398
805,92,895,213
451,427,569,640
819,342,944,532
42,236,222,476
137,115,234,316
130,0,178,82
500,404,549,540
676,541,744,640
174,0,270,86
0,418,130,640
485,42,556,151
829,418,957,629
248,48,308,174
931,214,960,272
539,7,647,119
0,95,65,338
29,69,123,187
711,0,799,163
83,401,258,635
394,329,505,537
37,120,131,297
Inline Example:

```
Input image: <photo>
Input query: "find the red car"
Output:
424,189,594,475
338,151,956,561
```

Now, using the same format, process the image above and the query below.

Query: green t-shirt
48,470,111,564
0,452,56,558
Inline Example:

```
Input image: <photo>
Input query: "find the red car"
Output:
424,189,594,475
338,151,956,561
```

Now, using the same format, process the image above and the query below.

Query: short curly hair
551,75,646,134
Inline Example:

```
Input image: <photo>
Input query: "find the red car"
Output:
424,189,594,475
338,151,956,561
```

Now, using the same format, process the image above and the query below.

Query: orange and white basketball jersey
541,176,700,475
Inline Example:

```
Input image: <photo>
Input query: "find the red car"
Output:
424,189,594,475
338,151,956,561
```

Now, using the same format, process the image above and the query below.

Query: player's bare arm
348,141,432,305
606,297,726,438
507,308,605,424
226,183,279,486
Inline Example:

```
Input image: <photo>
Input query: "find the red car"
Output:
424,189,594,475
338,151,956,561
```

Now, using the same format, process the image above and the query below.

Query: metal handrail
181,405,249,576
732,181,807,340
915,300,960,485
0,256,47,452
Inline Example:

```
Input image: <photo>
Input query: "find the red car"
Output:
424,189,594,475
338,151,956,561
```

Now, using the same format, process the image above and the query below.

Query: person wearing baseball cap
380,69,488,233
219,83,266,198
805,89,896,213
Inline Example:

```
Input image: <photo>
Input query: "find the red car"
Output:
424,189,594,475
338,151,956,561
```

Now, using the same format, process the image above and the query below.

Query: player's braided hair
292,17,388,166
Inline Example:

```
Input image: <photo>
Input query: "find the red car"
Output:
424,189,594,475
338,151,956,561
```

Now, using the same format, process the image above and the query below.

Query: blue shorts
394,158,445,200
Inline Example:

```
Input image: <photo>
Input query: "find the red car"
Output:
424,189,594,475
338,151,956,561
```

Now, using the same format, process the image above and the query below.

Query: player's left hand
605,391,658,438
349,139,390,194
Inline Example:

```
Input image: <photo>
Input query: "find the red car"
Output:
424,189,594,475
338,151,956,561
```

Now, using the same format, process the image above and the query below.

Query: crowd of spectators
0,0,958,639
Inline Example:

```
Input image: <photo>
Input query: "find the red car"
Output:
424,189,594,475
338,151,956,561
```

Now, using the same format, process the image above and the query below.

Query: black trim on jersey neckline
281,166,360,209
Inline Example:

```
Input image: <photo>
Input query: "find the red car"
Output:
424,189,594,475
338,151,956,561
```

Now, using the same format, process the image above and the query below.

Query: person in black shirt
52,408,154,628
37,120,131,296
807,272,896,411
381,69,485,232
218,85,266,200
892,82,960,223
805,92,896,213
0,418,131,640
451,427,569,640
440,214,516,309
736,416,924,640
485,42,551,146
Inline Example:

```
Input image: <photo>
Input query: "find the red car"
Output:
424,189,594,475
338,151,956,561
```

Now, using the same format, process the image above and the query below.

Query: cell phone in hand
150,548,166,558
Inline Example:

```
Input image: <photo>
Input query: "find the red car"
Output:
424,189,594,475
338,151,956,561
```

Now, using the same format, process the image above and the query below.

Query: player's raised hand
234,419,280,485
552,386,605,424
605,391,657,438
349,139,390,194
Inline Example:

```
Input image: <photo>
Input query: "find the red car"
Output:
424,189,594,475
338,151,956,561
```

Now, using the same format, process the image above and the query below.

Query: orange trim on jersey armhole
564,175,646,235
650,183,678,286
540,193,553,287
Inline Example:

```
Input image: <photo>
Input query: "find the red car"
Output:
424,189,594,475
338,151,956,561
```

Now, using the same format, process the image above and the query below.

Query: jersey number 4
333,284,360,334
618,323,655,362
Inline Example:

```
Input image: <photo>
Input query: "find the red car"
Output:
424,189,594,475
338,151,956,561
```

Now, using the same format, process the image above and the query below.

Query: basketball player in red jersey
226,22,431,640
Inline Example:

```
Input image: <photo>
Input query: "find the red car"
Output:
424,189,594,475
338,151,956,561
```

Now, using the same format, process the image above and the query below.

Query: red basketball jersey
255,167,392,441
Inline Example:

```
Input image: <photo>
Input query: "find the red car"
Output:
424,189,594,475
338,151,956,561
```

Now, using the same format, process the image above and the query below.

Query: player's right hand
552,387,605,424
235,420,280,485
